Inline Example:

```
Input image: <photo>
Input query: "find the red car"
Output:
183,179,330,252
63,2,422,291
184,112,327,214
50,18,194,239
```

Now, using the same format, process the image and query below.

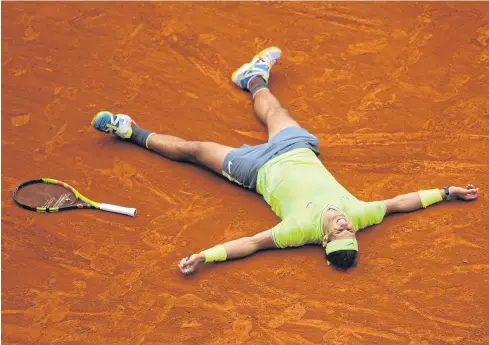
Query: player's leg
232,47,300,142
251,87,299,141
146,135,234,174
91,111,234,174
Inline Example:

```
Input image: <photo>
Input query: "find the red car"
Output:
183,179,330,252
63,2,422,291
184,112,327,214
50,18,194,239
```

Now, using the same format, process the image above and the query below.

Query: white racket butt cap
99,203,137,217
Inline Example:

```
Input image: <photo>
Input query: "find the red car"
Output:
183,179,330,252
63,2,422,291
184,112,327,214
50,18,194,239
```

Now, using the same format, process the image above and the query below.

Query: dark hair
326,250,358,271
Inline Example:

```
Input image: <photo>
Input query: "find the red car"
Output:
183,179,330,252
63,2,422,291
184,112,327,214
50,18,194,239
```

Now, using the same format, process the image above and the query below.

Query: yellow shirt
256,148,386,248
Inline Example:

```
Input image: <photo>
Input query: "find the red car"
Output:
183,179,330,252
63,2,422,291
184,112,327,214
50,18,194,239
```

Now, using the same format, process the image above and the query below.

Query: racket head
12,179,87,213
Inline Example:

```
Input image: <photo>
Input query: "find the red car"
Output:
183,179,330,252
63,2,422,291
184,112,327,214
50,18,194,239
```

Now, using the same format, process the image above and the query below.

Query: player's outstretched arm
383,184,479,216
178,229,276,275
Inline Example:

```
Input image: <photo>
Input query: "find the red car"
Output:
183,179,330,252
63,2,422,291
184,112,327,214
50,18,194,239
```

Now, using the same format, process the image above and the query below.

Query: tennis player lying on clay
92,47,479,273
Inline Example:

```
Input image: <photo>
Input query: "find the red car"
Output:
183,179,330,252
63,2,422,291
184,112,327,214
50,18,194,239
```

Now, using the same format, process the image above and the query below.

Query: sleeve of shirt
361,201,387,228
271,213,311,249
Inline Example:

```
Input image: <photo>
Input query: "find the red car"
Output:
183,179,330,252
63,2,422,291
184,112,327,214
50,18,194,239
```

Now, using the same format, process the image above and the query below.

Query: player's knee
180,141,202,162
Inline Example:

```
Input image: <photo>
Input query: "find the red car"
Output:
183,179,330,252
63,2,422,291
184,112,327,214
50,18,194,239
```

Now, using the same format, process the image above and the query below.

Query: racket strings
15,183,77,209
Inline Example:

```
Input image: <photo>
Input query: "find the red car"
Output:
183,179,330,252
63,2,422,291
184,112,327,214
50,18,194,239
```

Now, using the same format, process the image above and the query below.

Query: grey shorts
222,126,320,189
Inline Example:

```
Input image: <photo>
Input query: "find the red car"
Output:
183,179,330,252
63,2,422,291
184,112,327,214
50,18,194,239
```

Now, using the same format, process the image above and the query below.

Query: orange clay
2,2,489,344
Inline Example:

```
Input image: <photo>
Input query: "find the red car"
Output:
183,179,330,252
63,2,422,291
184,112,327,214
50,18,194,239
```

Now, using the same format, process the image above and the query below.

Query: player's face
331,214,354,235
322,214,355,246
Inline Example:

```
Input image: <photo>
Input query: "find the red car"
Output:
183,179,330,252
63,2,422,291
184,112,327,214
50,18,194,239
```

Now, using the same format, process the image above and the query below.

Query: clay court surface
2,2,489,345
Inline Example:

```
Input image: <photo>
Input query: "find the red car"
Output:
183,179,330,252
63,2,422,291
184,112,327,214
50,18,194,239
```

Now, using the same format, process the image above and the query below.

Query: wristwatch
444,186,452,200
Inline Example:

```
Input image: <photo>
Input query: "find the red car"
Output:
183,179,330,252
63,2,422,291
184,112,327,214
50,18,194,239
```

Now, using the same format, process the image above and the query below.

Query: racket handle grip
99,203,137,217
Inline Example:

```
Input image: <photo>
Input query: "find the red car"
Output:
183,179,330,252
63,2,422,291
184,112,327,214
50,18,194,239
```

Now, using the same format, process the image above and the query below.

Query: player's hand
178,253,205,275
451,184,479,201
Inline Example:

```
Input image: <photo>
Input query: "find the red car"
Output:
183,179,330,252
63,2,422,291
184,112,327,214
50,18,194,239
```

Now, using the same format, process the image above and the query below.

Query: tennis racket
13,178,137,216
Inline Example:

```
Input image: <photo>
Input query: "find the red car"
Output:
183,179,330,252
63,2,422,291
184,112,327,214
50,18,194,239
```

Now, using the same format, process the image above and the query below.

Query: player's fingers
178,262,191,274
179,257,190,269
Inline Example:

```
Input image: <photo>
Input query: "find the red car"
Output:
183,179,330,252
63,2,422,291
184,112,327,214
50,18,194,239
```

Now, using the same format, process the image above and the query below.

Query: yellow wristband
201,245,227,263
418,189,443,208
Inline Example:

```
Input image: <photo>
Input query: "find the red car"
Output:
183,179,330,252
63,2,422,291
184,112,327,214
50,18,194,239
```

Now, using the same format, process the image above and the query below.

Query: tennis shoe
91,111,137,139
232,46,281,90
